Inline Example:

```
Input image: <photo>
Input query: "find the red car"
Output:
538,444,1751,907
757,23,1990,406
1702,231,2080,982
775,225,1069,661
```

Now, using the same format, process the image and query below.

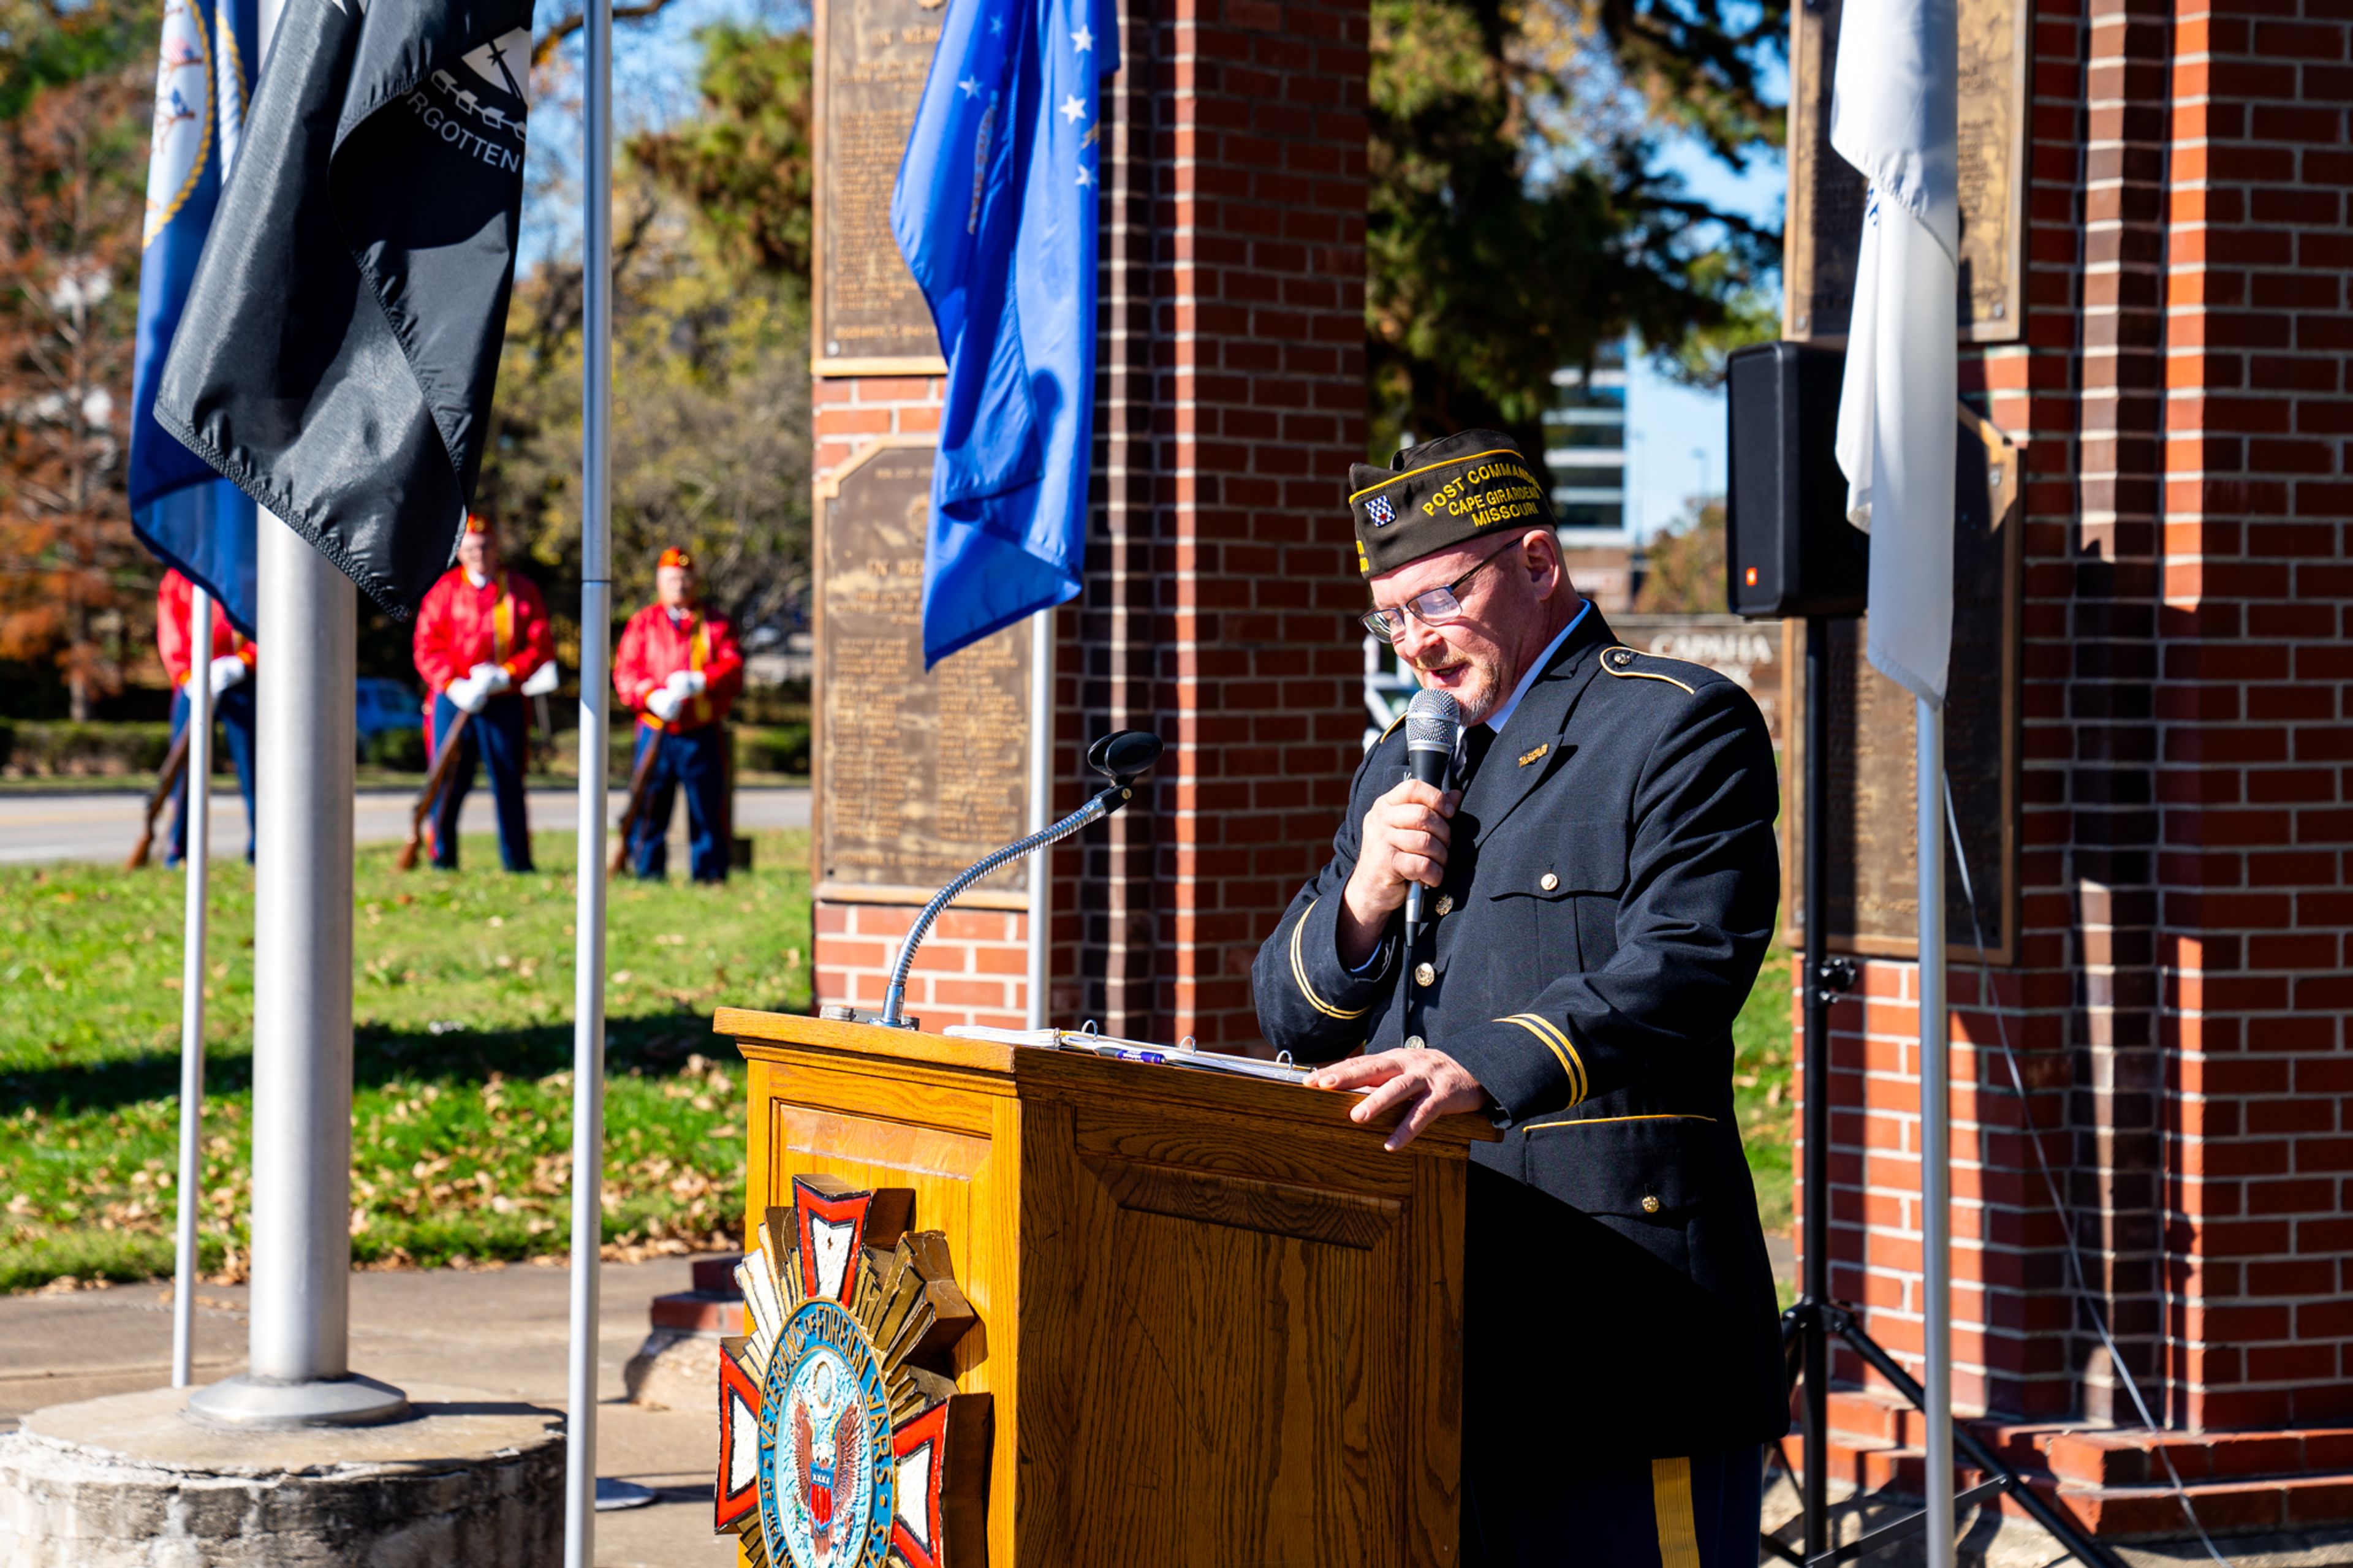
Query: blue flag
129,0,260,635
892,0,1117,667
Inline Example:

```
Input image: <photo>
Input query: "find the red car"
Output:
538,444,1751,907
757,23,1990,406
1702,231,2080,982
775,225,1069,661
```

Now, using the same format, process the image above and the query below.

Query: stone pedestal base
0,1383,565,1567
621,1328,720,1412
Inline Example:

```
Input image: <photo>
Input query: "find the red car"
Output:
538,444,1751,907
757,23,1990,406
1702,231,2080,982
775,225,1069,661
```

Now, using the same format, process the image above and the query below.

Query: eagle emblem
716,1175,990,1568
1365,494,1395,526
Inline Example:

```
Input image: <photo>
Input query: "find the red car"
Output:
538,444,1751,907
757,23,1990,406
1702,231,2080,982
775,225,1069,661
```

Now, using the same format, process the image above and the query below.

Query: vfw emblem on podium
716,1175,989,1568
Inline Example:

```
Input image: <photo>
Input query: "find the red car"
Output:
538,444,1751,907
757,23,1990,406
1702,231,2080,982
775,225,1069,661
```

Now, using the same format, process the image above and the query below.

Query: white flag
1831,0,1960,707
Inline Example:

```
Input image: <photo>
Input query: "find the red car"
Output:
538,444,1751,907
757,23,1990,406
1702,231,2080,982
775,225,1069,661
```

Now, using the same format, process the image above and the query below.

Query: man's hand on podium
1308,1046,1487,1152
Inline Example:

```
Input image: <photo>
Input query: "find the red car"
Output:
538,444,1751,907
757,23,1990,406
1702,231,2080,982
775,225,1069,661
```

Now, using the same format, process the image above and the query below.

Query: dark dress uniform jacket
1252,607,1788,1464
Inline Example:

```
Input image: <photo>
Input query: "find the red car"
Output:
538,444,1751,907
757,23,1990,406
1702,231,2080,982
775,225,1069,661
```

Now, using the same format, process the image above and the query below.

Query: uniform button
1405,1035,1425,1050
1640,1195,1662,1215
1539,872,1559,892
1435,894,1453,917
1413,962,1436,987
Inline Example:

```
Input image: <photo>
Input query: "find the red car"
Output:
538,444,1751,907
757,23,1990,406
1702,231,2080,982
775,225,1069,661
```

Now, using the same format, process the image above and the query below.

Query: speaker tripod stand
1767,616,2115,1568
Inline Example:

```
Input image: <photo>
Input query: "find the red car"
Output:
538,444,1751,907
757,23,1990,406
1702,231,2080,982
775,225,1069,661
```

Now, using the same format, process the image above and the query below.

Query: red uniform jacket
613,604,744,732
412,568,553,695
157,570,256,687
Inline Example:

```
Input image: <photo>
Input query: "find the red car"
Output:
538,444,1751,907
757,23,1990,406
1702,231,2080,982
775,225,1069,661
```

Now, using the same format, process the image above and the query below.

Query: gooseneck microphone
1401,688,1461,952
855,730,1165,1030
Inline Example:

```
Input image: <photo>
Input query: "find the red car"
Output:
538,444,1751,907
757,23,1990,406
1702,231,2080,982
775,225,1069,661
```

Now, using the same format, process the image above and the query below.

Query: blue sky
1623,137,1784,544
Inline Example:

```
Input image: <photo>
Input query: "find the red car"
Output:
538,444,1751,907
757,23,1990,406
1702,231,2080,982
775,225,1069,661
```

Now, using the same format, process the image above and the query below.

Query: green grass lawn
0,828,1797,1295
0,830,812,1292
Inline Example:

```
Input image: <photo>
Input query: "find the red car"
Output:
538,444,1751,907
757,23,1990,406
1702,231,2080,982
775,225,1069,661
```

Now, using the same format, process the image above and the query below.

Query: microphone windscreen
1404,687,1462,755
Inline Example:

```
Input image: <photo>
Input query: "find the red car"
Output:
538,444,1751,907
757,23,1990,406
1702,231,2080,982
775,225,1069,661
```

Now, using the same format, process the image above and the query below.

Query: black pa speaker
1724,341,1868,619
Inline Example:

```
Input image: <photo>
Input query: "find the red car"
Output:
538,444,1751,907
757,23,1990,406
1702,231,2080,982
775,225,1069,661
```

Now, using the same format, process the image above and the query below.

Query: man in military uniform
613,547,745,882
1252,430,1786,1566
412,513,554,872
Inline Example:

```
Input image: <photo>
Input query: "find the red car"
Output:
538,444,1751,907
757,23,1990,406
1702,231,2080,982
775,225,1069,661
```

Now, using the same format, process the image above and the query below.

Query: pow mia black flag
154,0,533,618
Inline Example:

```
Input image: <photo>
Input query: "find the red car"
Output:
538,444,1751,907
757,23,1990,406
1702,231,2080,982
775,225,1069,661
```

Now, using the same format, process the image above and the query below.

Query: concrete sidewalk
0,1258,733,1568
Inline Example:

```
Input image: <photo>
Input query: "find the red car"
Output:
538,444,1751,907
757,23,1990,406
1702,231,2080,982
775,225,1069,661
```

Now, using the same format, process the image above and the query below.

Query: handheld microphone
1401,688,1461,952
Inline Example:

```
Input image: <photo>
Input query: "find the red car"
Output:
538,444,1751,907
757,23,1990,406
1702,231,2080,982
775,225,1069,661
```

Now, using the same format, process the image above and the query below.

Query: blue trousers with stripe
1463,1445,1764,1568
430,692,534,873
627,721,729,882
165,684,256,865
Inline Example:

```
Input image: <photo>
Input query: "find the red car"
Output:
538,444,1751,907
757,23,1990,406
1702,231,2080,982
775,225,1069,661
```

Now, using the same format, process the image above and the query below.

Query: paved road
1,1256,736,1568
0,787,810,865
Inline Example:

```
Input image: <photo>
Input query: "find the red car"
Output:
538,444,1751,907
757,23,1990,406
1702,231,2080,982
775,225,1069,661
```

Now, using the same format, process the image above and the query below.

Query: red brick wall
2154,0,2353,1433
816,902,1034,1031
1801,0,2353,1443
1132,0,1371,1046
813,0,1371,1045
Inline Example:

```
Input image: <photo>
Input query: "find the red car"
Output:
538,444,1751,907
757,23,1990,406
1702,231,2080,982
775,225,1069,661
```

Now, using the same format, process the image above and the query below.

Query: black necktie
1455,723,1496,789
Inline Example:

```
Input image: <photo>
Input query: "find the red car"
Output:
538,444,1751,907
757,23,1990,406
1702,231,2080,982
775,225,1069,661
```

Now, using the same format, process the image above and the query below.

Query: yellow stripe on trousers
1651,1456,1701,1568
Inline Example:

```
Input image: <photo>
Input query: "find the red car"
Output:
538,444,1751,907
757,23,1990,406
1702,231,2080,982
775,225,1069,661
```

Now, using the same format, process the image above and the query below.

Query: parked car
355,677,423,743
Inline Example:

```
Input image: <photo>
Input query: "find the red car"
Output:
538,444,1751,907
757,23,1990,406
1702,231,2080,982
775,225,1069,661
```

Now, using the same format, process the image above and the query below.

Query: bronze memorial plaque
1785,0,2029,344
1784,408,2022,963
816,442,1033,900
813,0,948,375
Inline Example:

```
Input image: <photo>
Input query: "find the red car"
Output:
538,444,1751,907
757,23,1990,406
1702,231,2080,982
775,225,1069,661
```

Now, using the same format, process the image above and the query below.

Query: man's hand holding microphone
1312,689,1490,1151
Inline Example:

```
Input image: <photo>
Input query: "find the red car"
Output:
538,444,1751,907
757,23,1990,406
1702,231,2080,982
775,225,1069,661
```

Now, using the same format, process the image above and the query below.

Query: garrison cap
1347,428,1554,578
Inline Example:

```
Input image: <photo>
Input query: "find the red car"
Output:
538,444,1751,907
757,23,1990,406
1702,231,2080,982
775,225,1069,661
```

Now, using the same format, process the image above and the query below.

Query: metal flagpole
1918,697,1952,1567
170,585,214,1388
563,0,615,1547
1024,607,1052,1028
191,505,405,1426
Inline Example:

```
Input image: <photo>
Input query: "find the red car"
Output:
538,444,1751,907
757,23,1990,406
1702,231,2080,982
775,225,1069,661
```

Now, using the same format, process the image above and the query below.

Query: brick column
814,0,1369,1044
2156,0,2353,1436
1801,0,2353,1529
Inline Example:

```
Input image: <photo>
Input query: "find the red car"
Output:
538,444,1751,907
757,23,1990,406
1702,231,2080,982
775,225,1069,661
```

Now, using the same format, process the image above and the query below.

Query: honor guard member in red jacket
1251,431,1786,1568
412,514,553,872
157,569,257,865
613,547,744,882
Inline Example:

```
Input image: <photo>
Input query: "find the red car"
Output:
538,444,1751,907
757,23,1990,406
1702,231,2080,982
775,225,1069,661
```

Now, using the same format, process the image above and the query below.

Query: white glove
208,654,247,696
447,673,490,714
645,685,683,722
471,661,513,695
666,668,708,698
520,660,561,697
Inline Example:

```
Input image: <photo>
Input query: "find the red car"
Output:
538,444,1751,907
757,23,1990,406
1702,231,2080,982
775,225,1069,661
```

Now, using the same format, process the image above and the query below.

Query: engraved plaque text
814,0,948,374
1785,408,2021,962
1785,0,2029,344
818,447,1032,896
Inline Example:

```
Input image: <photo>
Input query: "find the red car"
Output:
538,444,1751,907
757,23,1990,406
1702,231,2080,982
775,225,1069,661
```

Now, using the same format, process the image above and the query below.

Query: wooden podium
714,1009,1498,1567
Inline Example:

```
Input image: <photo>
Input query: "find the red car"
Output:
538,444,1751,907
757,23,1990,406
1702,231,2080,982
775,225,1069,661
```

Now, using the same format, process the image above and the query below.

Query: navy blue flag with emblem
890,0,1118,667
129,0,262,634
153,0,533,619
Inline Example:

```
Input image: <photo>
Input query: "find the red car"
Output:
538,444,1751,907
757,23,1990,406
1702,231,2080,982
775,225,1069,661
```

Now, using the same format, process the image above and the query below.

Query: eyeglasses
1360,538,1523,643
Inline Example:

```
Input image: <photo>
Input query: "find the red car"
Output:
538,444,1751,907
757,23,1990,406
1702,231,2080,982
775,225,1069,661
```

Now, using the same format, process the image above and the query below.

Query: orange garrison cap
464,512,491,534
657,547,693,570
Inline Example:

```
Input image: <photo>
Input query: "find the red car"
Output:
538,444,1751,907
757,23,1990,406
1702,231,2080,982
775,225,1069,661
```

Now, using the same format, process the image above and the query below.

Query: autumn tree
470,22,816,657
0,47,150,718
1366,0,1783,466
1634,498,1728,614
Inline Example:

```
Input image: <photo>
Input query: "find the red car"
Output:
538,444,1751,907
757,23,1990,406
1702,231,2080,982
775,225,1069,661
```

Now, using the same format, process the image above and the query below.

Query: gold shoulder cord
1601,646,1696,695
